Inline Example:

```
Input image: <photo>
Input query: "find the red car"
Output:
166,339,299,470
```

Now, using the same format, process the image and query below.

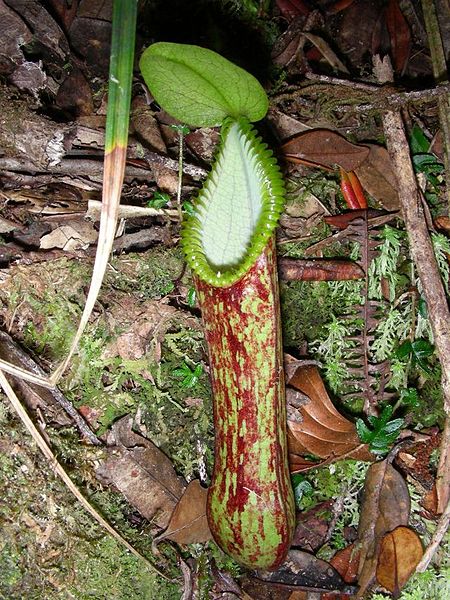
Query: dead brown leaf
102,299,199,362
96,416,186,530
154,479,211,545
292,500,333,552
39,221,98,251
356,459,411,597
267,108,310,141
131,95,167,154
185,127,220,163
302,33,349,74
321,544,361,600
354,144,399,210
376,526,423,594
385,0,411,75
254,549,357,595
286,363,372,465
330,543,360,584
282,130,369,172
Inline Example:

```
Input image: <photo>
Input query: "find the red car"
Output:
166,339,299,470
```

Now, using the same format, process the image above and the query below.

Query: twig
275,77,450,115
415,496,450,572
0,330,101,446
0,369,169,580
374,55,450,515
304,72,379,91
0,154,207,183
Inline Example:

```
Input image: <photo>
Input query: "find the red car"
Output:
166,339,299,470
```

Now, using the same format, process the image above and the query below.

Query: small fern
431,232,450,294
368,225,405,301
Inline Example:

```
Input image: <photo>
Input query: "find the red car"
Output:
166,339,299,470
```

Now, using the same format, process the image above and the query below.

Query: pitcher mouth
181,118,285,288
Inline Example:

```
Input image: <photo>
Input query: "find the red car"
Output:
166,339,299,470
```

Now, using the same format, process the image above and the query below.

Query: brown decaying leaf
241,575,292,600
56,67,93,117
267,108,310,141
96,417,186,530
376,526,423,594
255,549,356,595
331,543,361,583
154,479,211,545
385,0,411,74
39,221,98,251
302,32,350,74
356,459,411,598
326,0,357,14
131,95,167,154
286,363,372,466
282,130,369,172
322,543,361,600
292,500,333,552
354,144,399,211
435,215,450,234
185,127,220,163
275,0,310,21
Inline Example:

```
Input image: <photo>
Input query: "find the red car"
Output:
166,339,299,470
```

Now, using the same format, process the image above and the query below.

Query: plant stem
177,129,184,222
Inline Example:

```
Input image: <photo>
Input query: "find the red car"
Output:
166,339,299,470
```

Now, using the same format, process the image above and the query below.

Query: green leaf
182,201,195,216
410,339,434,374
356,407,404,456
356,419,373,443
396,340,413,359
173,362,203,388
411,339,434,359
418,297,428,319
382,418,404,435
409,125,430,154
293,478,313,507
147,191,170,209
186,287,196,307
378,404,394,424
412,153,443,175
139,42,269,127
399,388,420,408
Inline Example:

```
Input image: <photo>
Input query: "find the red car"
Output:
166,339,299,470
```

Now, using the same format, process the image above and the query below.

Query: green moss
412,364,446,428
281,281,338,347
0,402,182,599
106,247,185,299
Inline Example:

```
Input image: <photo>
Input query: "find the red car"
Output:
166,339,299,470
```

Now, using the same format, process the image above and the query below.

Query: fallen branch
416,496,450,573
374,55,450,516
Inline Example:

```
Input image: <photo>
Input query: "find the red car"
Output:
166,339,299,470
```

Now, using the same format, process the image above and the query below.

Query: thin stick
416,496,450,572
177,128,185,222
0,370,169,580
374,55,450,515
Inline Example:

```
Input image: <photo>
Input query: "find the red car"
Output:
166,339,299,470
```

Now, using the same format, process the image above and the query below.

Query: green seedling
291,473,314,509
409,124,444,205
173,362,203,389
398,387,420,409
146,191,170,209
186,286,196,307
396,338,435,374
356,405,404,456
182,200,195,215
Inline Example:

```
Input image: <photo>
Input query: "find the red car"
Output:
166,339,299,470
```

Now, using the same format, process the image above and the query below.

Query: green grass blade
51,0,137,385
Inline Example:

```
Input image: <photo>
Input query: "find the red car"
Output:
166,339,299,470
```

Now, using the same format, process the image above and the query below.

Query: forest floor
0,1,450,599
